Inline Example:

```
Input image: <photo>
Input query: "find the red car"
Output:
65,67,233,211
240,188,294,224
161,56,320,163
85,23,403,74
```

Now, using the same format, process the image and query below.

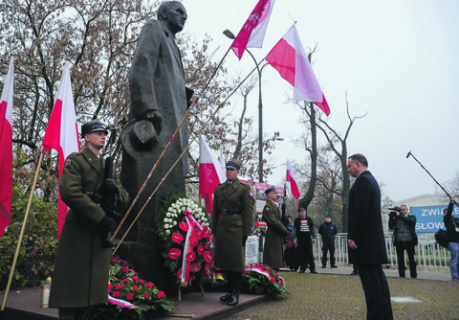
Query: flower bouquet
155,195,216,288
90,256,176,320
242,264,288,297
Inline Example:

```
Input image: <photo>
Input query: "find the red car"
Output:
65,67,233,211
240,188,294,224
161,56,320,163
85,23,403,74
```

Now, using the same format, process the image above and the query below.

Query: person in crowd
319,215,338,268
49,120,130,320
293,208,317,274
347,153,393,320
388,205,418,278
212,160,254,306
444,197,459,282
284,216,298,271
262,187,288,271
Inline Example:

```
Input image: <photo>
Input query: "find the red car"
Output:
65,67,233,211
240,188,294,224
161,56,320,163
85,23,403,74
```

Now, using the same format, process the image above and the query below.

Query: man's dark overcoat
262,200,287,269
348,170,388,265
212,178,254,272
49,148,129,308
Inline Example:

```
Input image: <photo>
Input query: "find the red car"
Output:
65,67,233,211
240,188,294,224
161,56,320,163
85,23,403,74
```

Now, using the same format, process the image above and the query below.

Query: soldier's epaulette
240,181,249,187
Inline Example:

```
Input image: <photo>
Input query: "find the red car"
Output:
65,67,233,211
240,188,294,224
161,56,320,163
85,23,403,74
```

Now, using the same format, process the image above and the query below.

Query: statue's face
165,3,187,33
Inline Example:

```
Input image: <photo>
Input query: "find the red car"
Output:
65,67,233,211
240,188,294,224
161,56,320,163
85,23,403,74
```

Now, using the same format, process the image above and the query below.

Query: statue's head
158,1,187,35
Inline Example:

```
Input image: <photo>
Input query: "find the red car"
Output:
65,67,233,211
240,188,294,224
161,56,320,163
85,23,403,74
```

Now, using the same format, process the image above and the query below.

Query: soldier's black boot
219,292,232,301
227,289,240,306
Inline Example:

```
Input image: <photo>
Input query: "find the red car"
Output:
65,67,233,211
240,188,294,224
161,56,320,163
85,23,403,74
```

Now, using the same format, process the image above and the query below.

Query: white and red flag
199,136,226,215
231,0,275,60
286,159,300,199
0,57,15,238
265,24,330,116
42,61,80,238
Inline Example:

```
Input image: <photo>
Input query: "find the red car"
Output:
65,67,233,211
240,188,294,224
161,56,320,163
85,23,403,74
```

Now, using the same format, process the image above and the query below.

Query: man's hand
100,215,117,232
104,178,118,193
348,239,358,250
312,238,316,244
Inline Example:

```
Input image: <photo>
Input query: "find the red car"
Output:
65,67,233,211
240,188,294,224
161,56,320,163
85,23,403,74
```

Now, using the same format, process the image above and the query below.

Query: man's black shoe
220,292,232,301
331,265,338,268
310,270,318,274
321,265,326,268
350,270,358,276
299,270,305,273
227,289,239,306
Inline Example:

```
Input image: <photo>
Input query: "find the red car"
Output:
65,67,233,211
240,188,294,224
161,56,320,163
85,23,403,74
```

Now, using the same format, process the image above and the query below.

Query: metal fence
314,233,451,271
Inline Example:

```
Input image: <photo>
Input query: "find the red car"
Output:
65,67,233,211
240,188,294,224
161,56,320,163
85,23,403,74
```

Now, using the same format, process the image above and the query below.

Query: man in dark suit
347,153,393,320
212,160,254,306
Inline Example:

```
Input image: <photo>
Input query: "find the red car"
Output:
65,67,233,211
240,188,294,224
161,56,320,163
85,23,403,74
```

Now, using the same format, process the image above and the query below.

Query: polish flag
286,159,300,199
199,136,226,215
265,24,330,116
231,0,275,60
0,57,15,238
42,61,80,238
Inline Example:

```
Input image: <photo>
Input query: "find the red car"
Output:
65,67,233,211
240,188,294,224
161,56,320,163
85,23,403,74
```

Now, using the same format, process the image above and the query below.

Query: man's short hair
348,153,368,168
158,1,182,20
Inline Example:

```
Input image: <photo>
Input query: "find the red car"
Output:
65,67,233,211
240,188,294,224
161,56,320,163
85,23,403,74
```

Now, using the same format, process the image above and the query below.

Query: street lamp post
223,29,269,182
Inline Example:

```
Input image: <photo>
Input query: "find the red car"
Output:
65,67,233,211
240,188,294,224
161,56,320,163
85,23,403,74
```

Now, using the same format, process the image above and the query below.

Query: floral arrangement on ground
242,264,288,297
90,256,176,320
155,194,216,288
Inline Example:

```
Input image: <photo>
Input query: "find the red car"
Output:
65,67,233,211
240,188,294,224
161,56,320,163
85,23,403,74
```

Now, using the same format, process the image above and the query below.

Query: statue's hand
145,110,162,133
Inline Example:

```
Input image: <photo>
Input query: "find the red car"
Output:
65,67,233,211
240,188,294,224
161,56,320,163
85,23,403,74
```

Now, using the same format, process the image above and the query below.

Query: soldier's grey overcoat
49,147,129,308
262,200,287,269
212,179,254,272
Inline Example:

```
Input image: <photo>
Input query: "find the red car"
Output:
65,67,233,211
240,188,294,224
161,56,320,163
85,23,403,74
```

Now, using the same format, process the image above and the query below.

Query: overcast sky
183,0,459,202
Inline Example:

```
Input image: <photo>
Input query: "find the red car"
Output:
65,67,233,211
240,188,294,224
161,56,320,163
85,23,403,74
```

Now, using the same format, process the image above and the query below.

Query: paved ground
223,266,459,320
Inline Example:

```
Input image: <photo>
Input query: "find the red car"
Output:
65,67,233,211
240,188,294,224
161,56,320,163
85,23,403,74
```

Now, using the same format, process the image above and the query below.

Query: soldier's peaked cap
81,119,108,137
226,160,241,171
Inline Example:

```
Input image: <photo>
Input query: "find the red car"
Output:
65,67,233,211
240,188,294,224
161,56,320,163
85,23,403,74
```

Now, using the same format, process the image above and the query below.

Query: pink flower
205,263,212,276
146,282,155,288
110,257,119,264
186,251,196,262
116,284,124,289
112,291,120,297
179,222,189,232
189,235,198,247
132,277,139,281
121,260,129,267
108,283,113,292
157,290,165,299
132,285,139,291
169,248,181,260
122,279,130,283
121,266,129,273
203,251,213,263
144,292,150,298
190,263,201,272
127,293,134,300
197,244,204,255
139,280,145,284
172,233,184,244
177,268,182,279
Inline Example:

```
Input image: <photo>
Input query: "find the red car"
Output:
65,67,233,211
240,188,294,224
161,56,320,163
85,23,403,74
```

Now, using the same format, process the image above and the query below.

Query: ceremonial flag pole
113,61,263,254
1,152,44,312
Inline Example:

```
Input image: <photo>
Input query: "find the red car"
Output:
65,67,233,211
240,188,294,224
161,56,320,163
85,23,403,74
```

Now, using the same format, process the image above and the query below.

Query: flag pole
1,151,44,312
111,47,232,241
113,60,264,254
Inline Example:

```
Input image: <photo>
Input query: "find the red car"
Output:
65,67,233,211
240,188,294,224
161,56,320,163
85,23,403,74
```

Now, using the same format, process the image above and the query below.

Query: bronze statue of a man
120,1,193,291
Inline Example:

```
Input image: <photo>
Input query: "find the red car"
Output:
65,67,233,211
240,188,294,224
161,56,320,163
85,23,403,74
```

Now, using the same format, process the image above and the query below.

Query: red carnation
127,293,134,300
144,292,150,298
116,284,124,289
132,285,139,291
203,251,213,263
132,277,139,281
112,291,120,297
146,282,155,288
157,290,165,298
172,232,184,244
179,222,189,232
122,279,130,283
108,283,112,292
169,248,181,260
121,266,129,273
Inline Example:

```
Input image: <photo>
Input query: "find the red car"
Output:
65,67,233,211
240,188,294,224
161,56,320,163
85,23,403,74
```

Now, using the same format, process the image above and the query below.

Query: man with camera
388,205,418,279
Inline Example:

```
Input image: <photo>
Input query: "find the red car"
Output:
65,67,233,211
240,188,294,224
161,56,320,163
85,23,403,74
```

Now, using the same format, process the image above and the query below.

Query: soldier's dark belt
86,191,103,204
221,209,241,215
